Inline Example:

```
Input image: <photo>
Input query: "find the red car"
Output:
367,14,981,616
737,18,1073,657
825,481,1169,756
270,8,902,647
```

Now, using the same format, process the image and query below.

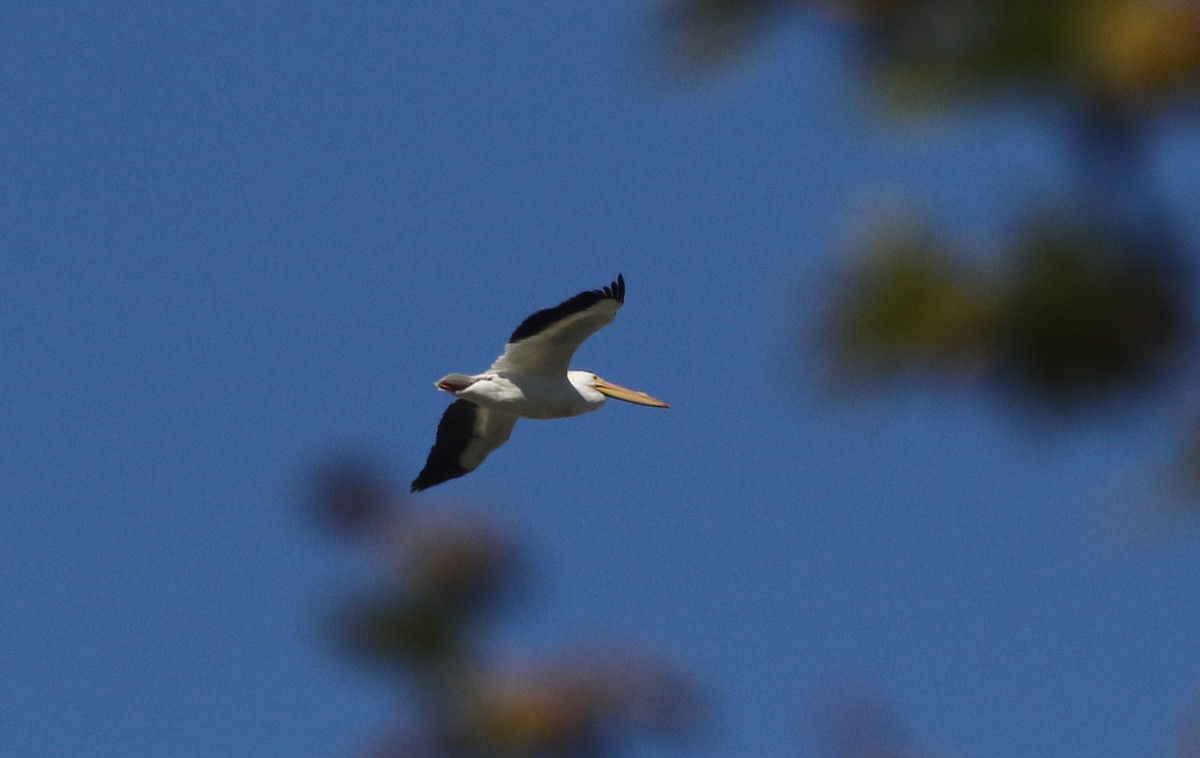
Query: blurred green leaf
339,593,462,664
997,223,1186,403
826,227,1000,382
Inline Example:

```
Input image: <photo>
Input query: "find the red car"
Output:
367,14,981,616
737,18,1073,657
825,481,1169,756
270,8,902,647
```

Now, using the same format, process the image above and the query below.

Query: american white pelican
411,274,669,492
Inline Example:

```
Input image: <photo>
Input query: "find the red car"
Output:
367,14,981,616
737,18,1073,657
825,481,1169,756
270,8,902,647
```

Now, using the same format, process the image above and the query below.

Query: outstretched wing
411,400,519,492
489,274,625,376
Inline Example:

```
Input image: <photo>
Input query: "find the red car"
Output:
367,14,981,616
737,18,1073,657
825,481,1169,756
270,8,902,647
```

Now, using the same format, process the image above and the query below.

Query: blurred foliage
664,0,1200,106
657,0,1200,743
825,227,1000,383
998,224,1185,400
311,464,695,757
836,0,1200,108
665,0,1199,414
828,218,1188,404
309,464,938,753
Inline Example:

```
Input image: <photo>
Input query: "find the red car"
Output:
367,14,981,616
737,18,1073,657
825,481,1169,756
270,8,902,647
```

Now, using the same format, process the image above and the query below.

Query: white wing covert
489,275,625,376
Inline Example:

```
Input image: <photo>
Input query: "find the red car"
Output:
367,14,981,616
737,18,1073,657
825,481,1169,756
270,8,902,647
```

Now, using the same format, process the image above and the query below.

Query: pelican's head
570,371,670,408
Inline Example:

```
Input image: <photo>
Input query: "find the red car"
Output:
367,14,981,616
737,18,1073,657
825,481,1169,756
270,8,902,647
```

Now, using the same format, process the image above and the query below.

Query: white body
447,370,605,420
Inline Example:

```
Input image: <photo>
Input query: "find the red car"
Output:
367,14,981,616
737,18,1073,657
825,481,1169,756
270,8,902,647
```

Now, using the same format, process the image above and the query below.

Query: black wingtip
611,273,625,304
410,463,469,493
507,275,629,344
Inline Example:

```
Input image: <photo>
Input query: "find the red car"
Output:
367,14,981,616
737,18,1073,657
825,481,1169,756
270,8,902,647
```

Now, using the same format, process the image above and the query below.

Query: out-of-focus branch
309,462,697,756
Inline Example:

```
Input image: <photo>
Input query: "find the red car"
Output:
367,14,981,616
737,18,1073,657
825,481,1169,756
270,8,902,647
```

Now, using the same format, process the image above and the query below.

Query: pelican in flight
411,274,669,492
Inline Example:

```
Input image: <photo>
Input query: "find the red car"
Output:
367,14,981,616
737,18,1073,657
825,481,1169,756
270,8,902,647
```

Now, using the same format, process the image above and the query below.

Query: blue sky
4,4,1200,756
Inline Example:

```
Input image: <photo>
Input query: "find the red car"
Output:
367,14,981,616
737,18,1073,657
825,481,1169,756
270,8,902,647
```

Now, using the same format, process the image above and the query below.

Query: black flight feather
507,274,625,344
410,399,480,492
